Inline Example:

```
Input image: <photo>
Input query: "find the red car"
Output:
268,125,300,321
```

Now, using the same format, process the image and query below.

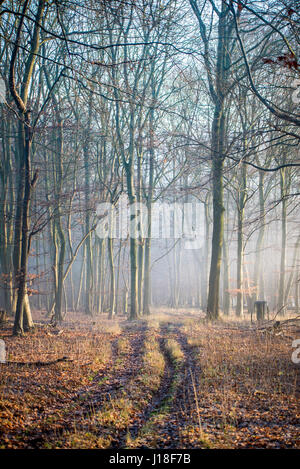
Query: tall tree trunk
207,135,225,320
190,1,232,320
143,104,155,316
84,94,94,316
236,164,247,317
128,194,138,320
0,114,14,314
278,168,288,315
137,147,144,315
9,0,44,334
223,234,230,315
253,171,266,302
201,195,210,311
206,6,229,320
108,236,116,319
13,113,34,335
54,120,66,324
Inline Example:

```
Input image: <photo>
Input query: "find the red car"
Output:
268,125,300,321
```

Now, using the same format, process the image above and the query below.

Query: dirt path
158,326,202,448
115,332,176,448
78,324,147,414
19,324,148,448
122,322,201,449
2,314,298,449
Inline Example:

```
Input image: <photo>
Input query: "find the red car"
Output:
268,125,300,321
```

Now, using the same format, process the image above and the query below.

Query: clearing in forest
0,310,299,449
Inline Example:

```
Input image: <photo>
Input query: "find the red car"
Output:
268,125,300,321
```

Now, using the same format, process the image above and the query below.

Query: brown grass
183,321,300,448
0,310,299,449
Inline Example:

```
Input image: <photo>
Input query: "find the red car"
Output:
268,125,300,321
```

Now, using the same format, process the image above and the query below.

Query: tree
189,0,236,319
8,0,45,335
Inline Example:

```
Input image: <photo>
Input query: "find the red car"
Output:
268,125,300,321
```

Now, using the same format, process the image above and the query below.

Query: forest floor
0,309,299,449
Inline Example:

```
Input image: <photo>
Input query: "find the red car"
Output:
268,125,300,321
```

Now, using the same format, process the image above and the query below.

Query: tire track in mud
26,324,148,448
130,323,201,449
119,322,192,449
77,326,147,418
115,330,176,448
79,325,147,414
165,326,202,448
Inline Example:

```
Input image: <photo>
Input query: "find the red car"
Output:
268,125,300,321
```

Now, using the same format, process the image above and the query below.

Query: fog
0,0,299,331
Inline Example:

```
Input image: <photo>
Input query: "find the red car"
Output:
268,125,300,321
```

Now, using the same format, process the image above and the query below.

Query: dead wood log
0,356,72,367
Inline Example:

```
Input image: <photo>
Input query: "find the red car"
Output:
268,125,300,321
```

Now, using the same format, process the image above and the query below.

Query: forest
0,0,299,451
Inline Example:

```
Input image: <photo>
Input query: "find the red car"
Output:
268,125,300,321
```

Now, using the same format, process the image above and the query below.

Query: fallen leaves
0,312,299,449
